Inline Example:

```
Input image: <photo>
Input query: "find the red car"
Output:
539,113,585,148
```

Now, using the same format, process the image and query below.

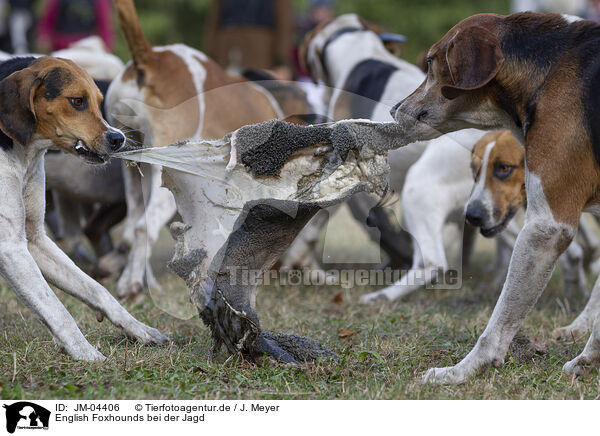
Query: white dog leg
554,273,600,339
360,207,448,304
563,314,600,375
559,240,588,299
424,170,576,384
117,164,177,297
492,219,519,288
0,241,105,360
28,234,168,344
121,162,146,248
0,168,103,360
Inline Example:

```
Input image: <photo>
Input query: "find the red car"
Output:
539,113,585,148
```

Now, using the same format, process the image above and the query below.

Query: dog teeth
74,140,89,153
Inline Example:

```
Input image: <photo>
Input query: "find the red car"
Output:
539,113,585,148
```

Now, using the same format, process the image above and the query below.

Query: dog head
299,13,403,84
0,56,124,163
390,14,508,142
466,130,525,237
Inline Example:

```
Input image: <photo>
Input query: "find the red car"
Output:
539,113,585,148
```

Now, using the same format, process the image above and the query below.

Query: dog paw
359,291,390,305
117,280,144,299
423,366,472,384
563,352,600,376
128,322,170,345
563,356,587,376
552,322,591,340
69,345,106,362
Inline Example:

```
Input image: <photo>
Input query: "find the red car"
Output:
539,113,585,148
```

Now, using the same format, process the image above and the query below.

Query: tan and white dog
467,130,592,298
391,12,600,381
107,0,315,298
0,56,166,360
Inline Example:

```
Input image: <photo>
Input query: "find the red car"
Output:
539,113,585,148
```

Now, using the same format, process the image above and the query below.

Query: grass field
0,208,599,400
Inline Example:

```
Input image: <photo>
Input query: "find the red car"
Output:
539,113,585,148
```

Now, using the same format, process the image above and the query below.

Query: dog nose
107,130,125,151
465,204,485,227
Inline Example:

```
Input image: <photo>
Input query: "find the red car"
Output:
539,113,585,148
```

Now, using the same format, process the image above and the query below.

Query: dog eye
68,97,87,110
493,164,515,180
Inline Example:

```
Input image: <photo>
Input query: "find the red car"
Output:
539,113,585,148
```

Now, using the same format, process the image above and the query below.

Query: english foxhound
467,130,590,298
0,56,167,360
391,12,600,382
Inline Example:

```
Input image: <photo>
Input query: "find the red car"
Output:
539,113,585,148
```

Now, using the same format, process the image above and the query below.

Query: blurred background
5,0,599,72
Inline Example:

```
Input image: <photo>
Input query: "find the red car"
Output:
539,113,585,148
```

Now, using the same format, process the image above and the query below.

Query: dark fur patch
0,57,36,150
491,87,523,130
523,90,538,138
579,45,600,166
94,79,110,118
43,67,74,100
501,14,579,68
341,59,397,119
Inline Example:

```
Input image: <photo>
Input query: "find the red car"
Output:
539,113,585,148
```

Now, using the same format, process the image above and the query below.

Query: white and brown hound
107,0,315,298
0,56,167,360
467,130,592,298
391,12,600,381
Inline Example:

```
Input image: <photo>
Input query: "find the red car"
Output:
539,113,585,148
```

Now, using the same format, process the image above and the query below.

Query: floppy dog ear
441,26,504,100
0,68,41,146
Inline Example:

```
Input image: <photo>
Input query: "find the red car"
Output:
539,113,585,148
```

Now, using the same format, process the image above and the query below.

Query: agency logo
3,402,50,433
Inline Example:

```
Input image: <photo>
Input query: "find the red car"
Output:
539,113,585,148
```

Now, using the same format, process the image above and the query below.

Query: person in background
37,0,114,52
0,0,34,54
294,0,335,79
9,0,33,53
204,0,293,79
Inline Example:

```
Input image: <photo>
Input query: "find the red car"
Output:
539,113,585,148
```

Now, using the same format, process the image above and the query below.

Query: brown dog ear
0,68,40,146
441,26,504,100
298,19,333,83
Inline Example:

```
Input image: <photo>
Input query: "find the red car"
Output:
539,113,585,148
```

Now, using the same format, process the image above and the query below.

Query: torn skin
116,118,406,363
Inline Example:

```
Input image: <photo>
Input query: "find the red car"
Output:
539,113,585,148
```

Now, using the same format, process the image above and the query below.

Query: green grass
1,247,599,400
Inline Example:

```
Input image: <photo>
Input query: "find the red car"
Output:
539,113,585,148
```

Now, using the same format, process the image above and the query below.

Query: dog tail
114,0,153,71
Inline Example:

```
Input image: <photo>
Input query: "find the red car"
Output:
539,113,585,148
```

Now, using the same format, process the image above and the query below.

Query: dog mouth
74,139,107,164
478,208,517,238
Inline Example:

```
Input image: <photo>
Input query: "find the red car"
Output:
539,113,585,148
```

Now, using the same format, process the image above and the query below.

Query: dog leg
28,234,169,345
95,163,143,278
0,241,105,360
563,314,600,375
347,193,413,269
558,240,588,299
462,223,478,268
22,161,168,346
359,203,448,304
84,202,127,259
117,164,176,297
0,169,103,360
491,219,519,288
554,273,600,339
424,171,577,384
120,162,145,248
